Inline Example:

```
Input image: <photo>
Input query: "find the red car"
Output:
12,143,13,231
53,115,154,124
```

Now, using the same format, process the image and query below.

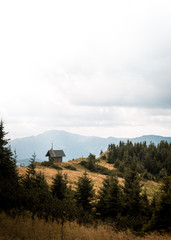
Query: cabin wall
49,157,62,163
54,157,62,163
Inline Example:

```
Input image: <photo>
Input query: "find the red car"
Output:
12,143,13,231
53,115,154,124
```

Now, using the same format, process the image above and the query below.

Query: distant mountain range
9,130,171,166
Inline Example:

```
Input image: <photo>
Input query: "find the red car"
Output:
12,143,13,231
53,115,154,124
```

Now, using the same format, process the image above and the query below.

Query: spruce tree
87,153,96,171
30,172,51,219
26,153,36,177
123,157,142,217
22,153,37,193
97,175,123,220
96,176,110,219
0,120,19,212
75,172,94,212
51,172,68,200
22,171,52,219
51,172,77,236
106,176,123,218
147,176,171,232
122,157,150,231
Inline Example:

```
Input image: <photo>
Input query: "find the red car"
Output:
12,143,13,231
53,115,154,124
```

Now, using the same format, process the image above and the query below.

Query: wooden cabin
46,149,66,163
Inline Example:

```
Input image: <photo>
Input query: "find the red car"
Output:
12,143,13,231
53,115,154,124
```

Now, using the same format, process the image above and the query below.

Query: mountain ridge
10,130,171,165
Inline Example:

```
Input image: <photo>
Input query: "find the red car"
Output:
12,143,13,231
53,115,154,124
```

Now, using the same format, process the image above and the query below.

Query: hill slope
17,157,160,197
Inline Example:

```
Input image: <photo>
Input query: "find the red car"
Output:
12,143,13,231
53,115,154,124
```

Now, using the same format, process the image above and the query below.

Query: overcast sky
0,0,171,139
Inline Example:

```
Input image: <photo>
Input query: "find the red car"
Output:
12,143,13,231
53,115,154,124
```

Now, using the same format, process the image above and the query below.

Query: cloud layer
0,0,171,139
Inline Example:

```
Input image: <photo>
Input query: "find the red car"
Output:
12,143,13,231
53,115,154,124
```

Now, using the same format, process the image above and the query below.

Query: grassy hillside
17,156,161,197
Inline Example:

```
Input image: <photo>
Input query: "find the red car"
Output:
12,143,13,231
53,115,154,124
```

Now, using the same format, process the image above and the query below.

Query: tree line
0,120,170,235
107,140,171,180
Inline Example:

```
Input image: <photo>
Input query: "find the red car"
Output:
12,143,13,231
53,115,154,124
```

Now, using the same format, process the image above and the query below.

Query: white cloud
0,0,171,139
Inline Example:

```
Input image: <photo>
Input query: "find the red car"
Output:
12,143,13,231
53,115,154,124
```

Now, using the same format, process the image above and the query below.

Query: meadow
17,157,161,196
0,213,170,240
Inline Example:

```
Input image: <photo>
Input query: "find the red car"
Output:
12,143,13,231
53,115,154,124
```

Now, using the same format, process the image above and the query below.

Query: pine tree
106,176,123,218
75,172,94,212
30,172,51,219
96,176,110,219
22,171,52,219
0,120,19,212
123,157,142,217
122,157,151,231
87,153,96,171
22,153,37,195
51,172,77,238
97,175,123,220
26,153,36,177
51,172,68,200
147,176,171,232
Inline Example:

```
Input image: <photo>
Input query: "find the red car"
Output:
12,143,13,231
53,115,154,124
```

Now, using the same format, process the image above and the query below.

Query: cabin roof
46,149,66,158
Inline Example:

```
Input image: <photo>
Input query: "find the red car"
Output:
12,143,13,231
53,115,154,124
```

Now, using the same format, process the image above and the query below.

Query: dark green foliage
145,176,171,232
96,175,123,220
75,172,94,212
75,172,95,224
80,160,89,167
51,164,62,170
80,160,110,175
21,158,52,219
41,161,52,167
95,164,111,175
50,172,77,227
100,150,103,155
13,149,17,166
41,161,62,170
96,159,152,232
80,154,111,175
0,120,20,212
64,164,77,171
51,195,77,223
108,143,118,163
121,159,151,232
87,153,96,171
26,153,36,177
123,159,142,217
165,153,171,175
51,172,68,200
107,140,171,180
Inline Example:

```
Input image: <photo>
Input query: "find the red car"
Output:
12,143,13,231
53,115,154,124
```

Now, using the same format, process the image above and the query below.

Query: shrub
51,164,62,170
41,161,52,167
80,160,110,175
41,161,62,170
64,165,77,171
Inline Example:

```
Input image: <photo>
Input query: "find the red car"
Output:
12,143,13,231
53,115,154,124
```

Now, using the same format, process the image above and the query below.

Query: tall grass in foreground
0,213,170,240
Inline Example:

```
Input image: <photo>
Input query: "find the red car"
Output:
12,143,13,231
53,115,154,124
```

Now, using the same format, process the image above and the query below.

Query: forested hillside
0,121,171,239
107,140,171,180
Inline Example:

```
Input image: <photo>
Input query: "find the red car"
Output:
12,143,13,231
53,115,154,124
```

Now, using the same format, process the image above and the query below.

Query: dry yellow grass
17,158,160,195
0,213,170,240
97,159,116,170
17,160,107,192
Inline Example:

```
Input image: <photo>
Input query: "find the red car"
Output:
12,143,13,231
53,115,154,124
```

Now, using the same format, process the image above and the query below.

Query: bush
52,164,62,170
95,165,111,175
80,160,110,175
41,161,52,167
64,165,77,171
41,161,62,170
80,160,88,167
101,155,106,160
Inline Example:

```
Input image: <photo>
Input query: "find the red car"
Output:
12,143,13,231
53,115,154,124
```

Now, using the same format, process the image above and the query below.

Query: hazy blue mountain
9,130,171,166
